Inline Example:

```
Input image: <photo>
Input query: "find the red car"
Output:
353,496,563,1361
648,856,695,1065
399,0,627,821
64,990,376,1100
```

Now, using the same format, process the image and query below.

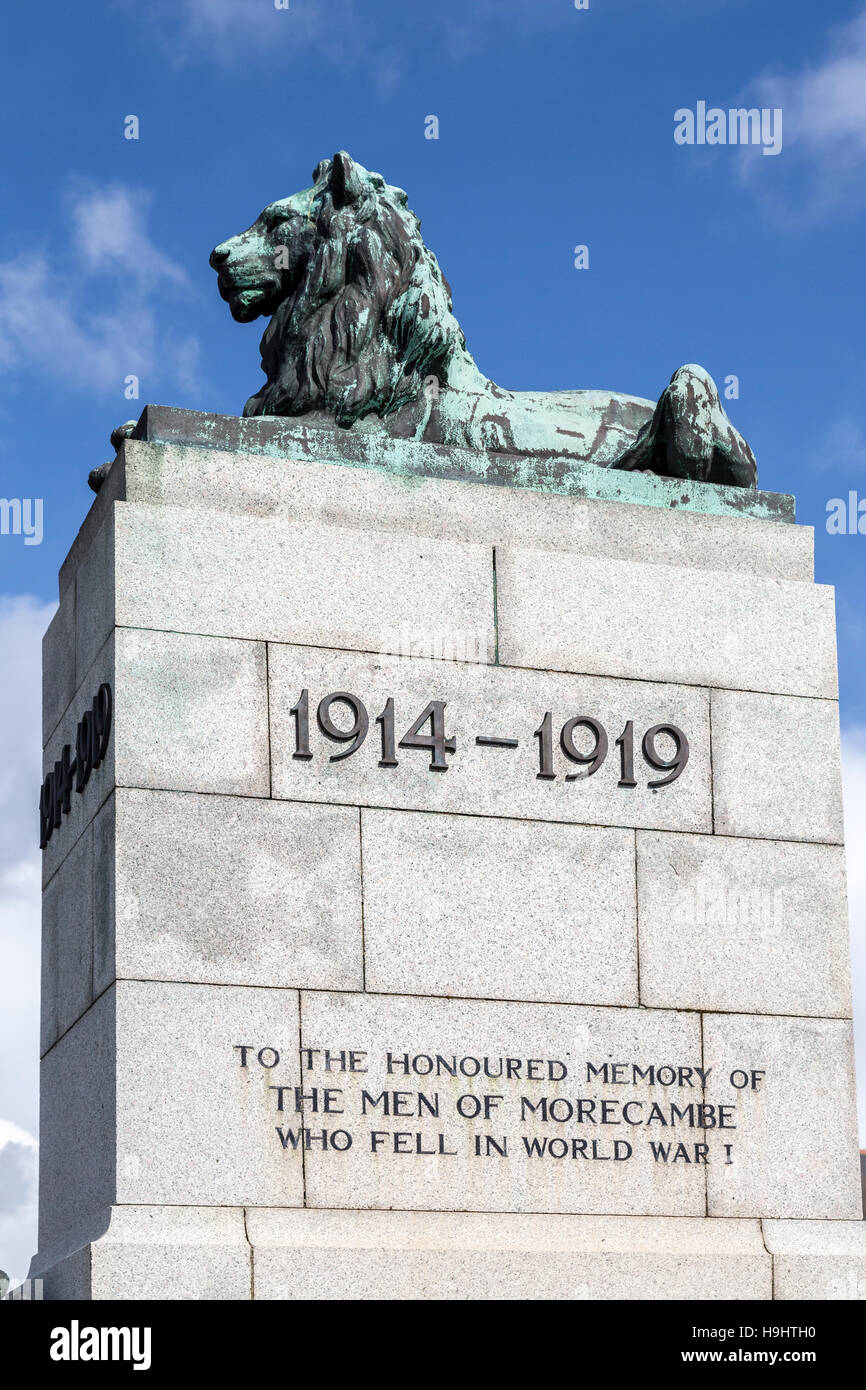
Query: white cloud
0,254,157,394
0,185,200,398
69,185,188,287
0,1120,38,1288
0,1140,37,1290
739,5,866,220
133,0,354,65
761,9,866,159
123,0,573,69
169,334,205,399
0,1119,36,1152
841,728,866,1144
0,596,52,1289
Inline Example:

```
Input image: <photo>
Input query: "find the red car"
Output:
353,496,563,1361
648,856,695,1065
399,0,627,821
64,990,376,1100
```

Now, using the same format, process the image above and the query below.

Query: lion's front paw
88,420,140,493
110,419,139,451
88,461,111,494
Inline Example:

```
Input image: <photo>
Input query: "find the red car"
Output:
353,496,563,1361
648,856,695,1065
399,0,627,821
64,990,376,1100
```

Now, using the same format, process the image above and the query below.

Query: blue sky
1,0,866,1280
2,1,866,695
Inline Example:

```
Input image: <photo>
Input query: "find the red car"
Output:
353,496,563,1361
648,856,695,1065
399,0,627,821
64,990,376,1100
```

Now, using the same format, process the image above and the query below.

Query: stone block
118,436,813,580
89,1206,251,1301
496,548,836,697
38,990,116,1257
92,794,116,999
114,627,270,798
74,507,115,687
42,588,75,744
41,827,93,1054
36,981,304,1260
247,1208,771,1301
58,446,126,601
268,645,712,833
637,833,852,1016
296,990,706,1217
111,501,495,659
763,1219,866,1300
33,1247,91,1301
109,789,363,991
34,1206,252,1301
113,981,304,1209
120,406,797,524
711,690,844,844
40,627,271,888
704,1013,861,1219
361,809,637,1005
39,422,863,1303
41,633,116,889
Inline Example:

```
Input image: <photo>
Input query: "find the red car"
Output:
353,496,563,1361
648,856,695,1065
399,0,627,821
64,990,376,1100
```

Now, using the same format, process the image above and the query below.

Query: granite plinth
31,422,860,1301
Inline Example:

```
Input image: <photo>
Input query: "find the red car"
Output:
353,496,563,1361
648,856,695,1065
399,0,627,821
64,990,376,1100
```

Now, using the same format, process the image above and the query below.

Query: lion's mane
245,159,463,424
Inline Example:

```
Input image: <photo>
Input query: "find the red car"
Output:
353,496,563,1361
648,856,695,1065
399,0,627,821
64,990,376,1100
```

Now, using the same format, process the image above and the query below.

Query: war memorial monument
31,154,866,1300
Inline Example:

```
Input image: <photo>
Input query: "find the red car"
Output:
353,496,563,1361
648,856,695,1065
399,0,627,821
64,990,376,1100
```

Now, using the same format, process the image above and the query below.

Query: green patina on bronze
108,405,794,523
97,151,776,516
207,153,757,484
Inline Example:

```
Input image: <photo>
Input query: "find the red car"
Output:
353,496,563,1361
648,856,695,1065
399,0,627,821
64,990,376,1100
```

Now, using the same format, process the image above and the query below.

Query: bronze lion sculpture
208,153,757,487
99,151,758,491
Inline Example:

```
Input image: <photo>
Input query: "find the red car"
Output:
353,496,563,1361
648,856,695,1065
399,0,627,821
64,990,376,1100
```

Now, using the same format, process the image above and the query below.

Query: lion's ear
329,151,364,207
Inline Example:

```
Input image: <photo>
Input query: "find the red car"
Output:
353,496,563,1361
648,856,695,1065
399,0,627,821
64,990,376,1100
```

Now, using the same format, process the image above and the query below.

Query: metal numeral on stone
376,697,398,767
534,713,689,788
561,716,608,782
316,692,369,762
533,711,556,780
289,688,313,760
616,719,637,788
290,690,457,771
642,723,689,788
398,700,457,772
290,690,687,787
39,683,113,848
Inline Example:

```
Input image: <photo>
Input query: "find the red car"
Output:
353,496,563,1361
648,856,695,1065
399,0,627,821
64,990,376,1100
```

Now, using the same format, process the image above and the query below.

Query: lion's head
210,152,463,424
